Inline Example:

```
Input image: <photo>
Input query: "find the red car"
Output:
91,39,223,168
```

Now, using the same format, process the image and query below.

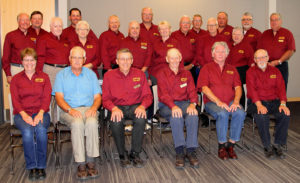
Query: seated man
53,46,101,180
102,48,153,168
197,41,246,160
157,48,199,169
246,49,290,159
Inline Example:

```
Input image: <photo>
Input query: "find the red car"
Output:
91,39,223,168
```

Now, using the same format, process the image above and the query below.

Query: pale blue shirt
53,67,101,108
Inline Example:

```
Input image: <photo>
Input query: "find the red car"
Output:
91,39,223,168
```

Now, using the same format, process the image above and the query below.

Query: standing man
53,46,101,180
217,12,233,42
2,13,35,83
28,11,48,43
102,48,153,168
61,8,98,44
241,12,261,51
190,14,208,39
120,21,152,72
246,49,290,159
99,15,124,74
157,48,199,169
193,17,228,68
197,41,245,160
139,7,160,43
257,13,296,89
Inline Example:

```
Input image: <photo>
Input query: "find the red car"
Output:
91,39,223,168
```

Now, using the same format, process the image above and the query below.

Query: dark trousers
247,99,290,148
236,65,249,108
110,104,146,155
276,61,288,90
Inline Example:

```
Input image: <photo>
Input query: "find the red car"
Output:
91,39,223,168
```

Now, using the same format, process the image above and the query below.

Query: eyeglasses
242,18,252,21
71,56,85,60
22,59,36,62
77,28,89,31
255,56,268,60
118,58,133,61
207,24,217,27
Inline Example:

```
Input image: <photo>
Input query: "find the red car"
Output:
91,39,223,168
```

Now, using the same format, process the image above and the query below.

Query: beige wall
1,0,55,109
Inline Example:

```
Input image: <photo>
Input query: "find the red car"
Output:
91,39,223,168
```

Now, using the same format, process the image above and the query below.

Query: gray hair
207,17,218,26
211,41,230,55
232,26,243,34
76,20,90,31
116,48,133,59
167,48,182,59
17,13,29,21
50,17,63,27
270,13,282,20
70,46,86,58
254,49,269,59
158,21,171,30
242,12,253,19
217,11,228,18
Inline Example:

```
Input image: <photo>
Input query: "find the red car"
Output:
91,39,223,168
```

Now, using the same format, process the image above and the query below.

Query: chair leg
10,136,15,175
208,119,211,154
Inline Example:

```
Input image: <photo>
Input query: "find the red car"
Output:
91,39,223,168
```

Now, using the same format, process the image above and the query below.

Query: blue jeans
159,101,199,149
205,101,245,143
14,113,50,169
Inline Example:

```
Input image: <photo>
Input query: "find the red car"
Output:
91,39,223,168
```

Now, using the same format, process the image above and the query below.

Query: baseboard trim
288,97,300,102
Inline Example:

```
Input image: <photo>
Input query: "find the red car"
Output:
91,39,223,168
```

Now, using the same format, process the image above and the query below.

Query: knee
134,118,146,127
70,118,84,130
86,117,98,129
216,110,229,119
234,109,246,119
186,115,198,124
21,129,33,141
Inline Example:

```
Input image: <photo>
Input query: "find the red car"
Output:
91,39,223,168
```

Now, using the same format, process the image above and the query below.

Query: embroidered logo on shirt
133,77,140,82
279,36,285,39
180,83,187,88
87,45,93,48
270,74,277,79
35,78,44,82
134,84,141,89
278,39,284,43
30,37,36,42
238,50,244,54
190,39,195,44
224,32,230,35
64,43,68,47
181,77,187,82
248,34,254,37
153,33,159,36
141,42,147,49
226,70,234,75
141,42,147,46
167,44,174,48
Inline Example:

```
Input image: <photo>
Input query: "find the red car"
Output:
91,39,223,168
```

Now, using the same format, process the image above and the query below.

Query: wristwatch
278,60,282,65
66,107,72,113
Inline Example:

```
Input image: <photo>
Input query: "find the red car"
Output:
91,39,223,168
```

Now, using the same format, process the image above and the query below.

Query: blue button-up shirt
53,67,101,108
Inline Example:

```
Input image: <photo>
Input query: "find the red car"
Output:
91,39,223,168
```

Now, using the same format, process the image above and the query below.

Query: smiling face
116,52,133,74
232,29,244,44
180,17,191,34
69,10,81,26
270,14,282,32
217,12,228,28
50,18,63,37
18,13,30,32
166,48,182,72
212,44,228,64
254,49,269,70
69,47,86,70
192,16,202,30
128,21,140,40
76,22,89,39
142,8,153,23
207,19,218,35
31,14,43,29
159,24,171,39
109,16,120,33
22,55,37,73
241,15,253,30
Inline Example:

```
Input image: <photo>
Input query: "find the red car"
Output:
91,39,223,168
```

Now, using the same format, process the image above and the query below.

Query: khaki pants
43,64,64,87
60,107,99,162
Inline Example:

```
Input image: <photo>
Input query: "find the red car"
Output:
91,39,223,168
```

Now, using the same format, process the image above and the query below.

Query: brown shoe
227,146,238,159
175,154,185,169
86,162,99,179
186,151,199,168
218,147,229,160
77,164,88,180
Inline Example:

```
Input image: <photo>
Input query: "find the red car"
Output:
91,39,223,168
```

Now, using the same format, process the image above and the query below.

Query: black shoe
37,169,46,180
28,169,38,181
129,152,144,168
119,153,132,168
264,146,275,159
273,145,286,159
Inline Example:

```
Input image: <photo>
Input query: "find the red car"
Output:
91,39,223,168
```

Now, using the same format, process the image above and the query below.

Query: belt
11,63,23,67
45,63,68,68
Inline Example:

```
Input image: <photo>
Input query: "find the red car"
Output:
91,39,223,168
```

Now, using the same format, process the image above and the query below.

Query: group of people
2,6,295,181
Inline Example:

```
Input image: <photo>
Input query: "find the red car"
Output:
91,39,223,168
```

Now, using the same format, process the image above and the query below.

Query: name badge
248,34,254,37
167,44,174,48
270,74,277,79
35,78,44,82
153,33,159,36
133,77,140,82
190,39,195,44
238,50,244,54
224,32,230,35
279,36,285,39
278,39,284,42
180,83,187,88
30,37,36,42
141,46,147,49
141,42,147,46
181,77,187,82
134,84,141,89
226,70,234,75
64,43,68,47
87,45,93,48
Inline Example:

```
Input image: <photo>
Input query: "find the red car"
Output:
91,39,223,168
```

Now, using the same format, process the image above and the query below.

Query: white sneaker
145,123,151,130
125,125,133,132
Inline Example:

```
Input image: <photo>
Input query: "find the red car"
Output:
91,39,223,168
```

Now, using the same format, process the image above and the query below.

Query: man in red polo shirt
217,12,233,42
157,48,199,169
120,21,152,72
193,17,229,67
241,12,261,51
2,13,35,83
102,48,153,168
28,11,49,44
139,7,160,44
189,14,208,40
99,15,124,74
61,8,97,45
257,13,296,89
246,49,290,159
197,41,245,160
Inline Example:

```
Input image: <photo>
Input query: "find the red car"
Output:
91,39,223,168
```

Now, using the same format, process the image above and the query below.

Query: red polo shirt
257,27,296,61
102,68,153,111
10,70,52,115
228,40,254,67
61,25,98,44
2,29,36,76
189,28,208,40
197,62,241,105
27,26,49,44
171,30,197,64
193,34,229,67
246,65,287,103
99,29,124,70
149,37,184,78
70,37,100,78
36,33,70,70
120,36,153,69
243,27,261,51
218,24,233,42
139,23,160,44
157,67,198,109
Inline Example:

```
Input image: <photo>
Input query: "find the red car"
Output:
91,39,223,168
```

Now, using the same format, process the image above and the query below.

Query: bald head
141,7,153,23
17,13,30,32
50,17,63,37
179,15,191,34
